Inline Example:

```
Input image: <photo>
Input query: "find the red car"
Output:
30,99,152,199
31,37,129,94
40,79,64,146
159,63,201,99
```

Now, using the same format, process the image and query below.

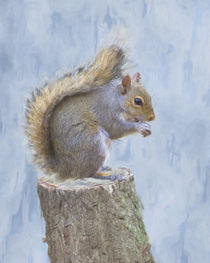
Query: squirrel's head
120,73,155,122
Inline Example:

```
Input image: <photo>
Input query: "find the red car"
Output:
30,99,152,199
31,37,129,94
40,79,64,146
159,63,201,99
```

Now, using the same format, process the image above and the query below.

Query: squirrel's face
120,73,155,122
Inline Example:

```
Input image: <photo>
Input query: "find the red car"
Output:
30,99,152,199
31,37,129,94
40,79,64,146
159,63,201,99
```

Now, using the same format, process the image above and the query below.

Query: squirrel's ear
121,74,131,95
133,72,141,82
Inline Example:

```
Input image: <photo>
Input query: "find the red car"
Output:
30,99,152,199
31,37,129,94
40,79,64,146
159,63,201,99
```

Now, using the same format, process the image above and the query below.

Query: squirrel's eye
134,97,143,106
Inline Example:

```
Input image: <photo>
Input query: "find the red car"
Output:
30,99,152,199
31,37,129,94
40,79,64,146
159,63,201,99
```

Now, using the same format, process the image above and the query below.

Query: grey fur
49,79,153,178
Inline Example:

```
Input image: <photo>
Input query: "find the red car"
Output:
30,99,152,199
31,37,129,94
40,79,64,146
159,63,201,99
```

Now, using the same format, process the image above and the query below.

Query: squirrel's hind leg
69,126,111,179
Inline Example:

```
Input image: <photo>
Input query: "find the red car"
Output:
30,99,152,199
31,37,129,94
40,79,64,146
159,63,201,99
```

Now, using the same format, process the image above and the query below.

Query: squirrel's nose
148,113,155,121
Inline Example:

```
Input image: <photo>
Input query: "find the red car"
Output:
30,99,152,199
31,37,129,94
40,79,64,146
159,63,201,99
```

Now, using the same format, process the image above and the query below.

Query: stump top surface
38,167,133,191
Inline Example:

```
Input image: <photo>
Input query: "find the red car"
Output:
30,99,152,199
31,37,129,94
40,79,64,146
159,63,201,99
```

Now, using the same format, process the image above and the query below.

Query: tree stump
37,168,155,263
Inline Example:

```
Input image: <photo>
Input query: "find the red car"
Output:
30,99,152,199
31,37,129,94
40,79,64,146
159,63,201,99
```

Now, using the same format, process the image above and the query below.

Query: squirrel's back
49,79,123,139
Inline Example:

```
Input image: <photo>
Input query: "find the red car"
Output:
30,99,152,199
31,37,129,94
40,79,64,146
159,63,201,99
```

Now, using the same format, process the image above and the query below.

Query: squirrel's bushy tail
25,45,127,174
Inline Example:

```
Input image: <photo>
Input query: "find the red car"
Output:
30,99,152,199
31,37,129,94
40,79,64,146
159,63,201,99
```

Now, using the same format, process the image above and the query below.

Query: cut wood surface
37,168,155,263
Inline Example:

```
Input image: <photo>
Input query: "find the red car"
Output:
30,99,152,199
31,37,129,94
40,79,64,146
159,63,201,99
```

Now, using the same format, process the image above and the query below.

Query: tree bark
37,168,155,263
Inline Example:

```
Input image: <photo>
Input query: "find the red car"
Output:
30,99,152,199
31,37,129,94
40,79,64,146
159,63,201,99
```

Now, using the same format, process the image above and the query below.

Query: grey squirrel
25,45,155,180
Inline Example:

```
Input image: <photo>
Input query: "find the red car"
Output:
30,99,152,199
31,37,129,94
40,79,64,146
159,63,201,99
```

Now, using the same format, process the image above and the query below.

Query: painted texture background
0,0,210,262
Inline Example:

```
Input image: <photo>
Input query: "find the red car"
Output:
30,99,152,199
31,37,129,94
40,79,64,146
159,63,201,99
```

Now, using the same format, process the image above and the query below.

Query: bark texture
37,168,155,263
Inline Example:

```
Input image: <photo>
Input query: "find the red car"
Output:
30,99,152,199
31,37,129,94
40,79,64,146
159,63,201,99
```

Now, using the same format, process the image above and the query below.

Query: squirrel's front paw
138,122,151,137
140,129,151,137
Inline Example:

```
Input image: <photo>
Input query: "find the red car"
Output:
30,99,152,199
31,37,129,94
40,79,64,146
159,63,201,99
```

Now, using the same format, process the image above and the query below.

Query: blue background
0,0,210,262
